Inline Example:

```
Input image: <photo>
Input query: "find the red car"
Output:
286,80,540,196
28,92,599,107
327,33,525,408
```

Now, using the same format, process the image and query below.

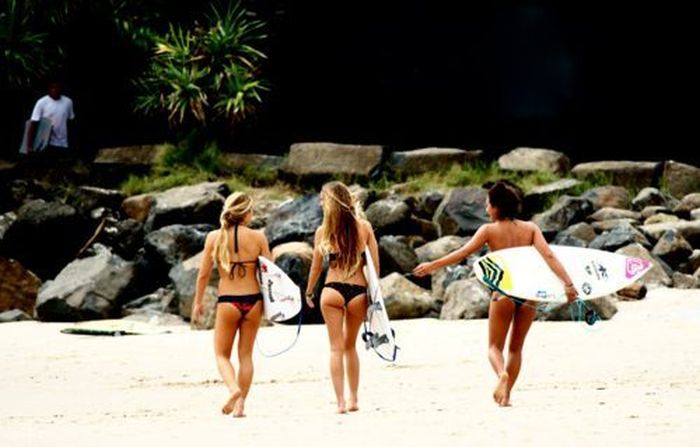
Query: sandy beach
2,287,699,446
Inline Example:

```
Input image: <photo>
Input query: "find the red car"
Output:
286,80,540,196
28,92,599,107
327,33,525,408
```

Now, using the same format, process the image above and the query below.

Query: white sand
2,287,699,446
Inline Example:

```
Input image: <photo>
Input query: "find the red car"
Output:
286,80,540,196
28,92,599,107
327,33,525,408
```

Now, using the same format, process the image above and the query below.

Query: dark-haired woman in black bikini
305,181,380,414
193,192,271,418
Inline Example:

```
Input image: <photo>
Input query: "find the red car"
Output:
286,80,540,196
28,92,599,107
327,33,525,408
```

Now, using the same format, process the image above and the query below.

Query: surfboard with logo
363,247,398,362
258,256,302,323
474,245,652,302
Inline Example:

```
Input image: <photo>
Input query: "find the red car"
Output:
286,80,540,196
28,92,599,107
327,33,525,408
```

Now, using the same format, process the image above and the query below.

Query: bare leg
504,302,536,406
488,294,515,407
344,293,368,412
233,301,263,417
321,288,347,414
213,304,242,414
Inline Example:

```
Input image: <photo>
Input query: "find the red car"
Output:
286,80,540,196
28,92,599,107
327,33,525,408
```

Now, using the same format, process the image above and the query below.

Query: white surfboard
258,256,302,323
363,247,398,362
19,118,52,154
474,245,652,302
60,319,189,336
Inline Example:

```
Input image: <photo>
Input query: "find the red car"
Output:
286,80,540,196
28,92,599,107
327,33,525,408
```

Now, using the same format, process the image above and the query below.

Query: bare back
485,219,536,251
322,220,377,286
209,226,267,295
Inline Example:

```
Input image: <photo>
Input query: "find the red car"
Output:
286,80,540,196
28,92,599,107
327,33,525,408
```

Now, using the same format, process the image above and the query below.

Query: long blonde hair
319,182,365,278
212,192,254,271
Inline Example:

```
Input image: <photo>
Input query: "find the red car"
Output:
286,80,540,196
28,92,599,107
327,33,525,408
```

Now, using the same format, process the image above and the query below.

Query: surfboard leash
255,305,305,358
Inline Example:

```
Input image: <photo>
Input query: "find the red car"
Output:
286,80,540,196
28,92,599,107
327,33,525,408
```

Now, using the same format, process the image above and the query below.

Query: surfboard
19,118,52,154
60,318,189,336
474,245,652,302
363,247,398,362
258,256,302,323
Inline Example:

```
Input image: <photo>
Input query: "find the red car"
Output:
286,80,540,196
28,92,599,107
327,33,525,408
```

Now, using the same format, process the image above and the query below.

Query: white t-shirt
30,95,75,148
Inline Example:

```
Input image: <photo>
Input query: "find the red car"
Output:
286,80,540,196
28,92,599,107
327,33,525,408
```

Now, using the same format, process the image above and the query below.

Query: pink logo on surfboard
625,258,651,279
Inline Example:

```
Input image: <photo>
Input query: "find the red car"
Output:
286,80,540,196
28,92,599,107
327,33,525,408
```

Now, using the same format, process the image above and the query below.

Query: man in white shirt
26,81,75,154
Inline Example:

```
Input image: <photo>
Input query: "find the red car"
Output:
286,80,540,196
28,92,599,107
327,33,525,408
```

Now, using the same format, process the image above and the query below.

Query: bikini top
229,224,258,279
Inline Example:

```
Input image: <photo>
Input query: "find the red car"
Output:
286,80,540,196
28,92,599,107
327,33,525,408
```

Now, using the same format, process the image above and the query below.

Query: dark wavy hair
487,180,522,220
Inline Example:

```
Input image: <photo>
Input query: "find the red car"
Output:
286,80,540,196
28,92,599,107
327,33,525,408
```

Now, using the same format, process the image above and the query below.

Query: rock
0,257,41,314
537,295,617,321
531,196,593,236
431,264,471,301
94,144,168,166
643,214,680,226
552,234,588,248
673,193,700,218
36,245,136,321
379,236,418,274
248,192,291,230
632,187,678,211
615,243,672,287
641,206,673,220
409,217,439,241
144,224,212,272
415,191,445,220
434,187,490,236
122,193,155,223
589,222,651,251
0,309,32,322
572,161,662,189
122,287,178,316
348,184,373,210
498,147,570,175
270,242,323,325
662,161,700,198
169,252,219,328
365,197,412,236
672,272,697,289
415,236,468,263
282,142,383,178
591,219,640,233
686,250,700,273
0,212,17,242
389,148,482,177
693,209,700,221
71,186,125,214
617,282,647,300
579,186,631,211
264,194,323,248
555,222,597,244
0,199,89,280
651,230,693,268
588,207,642,222
440,278,491,319
99,218,145,260
523,179,582,215
641,220,700,248
144,182,229,232
379,273,434,319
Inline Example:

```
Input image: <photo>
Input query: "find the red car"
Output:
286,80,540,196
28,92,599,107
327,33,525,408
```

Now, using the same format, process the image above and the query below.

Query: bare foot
493,372,509,406
337,400,347,414
501,394,512,407
348,398,359,412
222,388,242,415
233,397,246,418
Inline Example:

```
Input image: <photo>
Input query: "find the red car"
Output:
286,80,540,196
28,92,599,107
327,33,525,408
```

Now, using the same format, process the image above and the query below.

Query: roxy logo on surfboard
625,258,651,279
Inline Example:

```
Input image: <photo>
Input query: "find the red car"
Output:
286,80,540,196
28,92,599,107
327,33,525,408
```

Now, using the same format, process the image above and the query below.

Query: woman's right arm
532,223,577,302
305,228,324,308
413,224,489,277
192,232,216,320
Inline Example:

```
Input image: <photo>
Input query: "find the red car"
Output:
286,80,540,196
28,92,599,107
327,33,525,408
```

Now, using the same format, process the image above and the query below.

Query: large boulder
672,272,698,289
640,220,700,248
591,219,640,233
588,208,642,222
0,199,89,280
662,161,700,199
99,218,145,260
673,193,700,218
440,278,491,319
94,144,168,166
415,191,445,220
554,222,597,245
71,186,125,214
144,182,229,232
379,273,434,319
0,257,41,315
388,148,482,177
264,194,323,248
579,186,631,211
643,214,680,226
537,295,618,321
572,161,663,189
365,197,412,236
434,187,490,236
144,224,212,272
589,222,651,251
282,142,383,178
378,236,418,274
415,235,468,263
169,251,219,329
122,193,155,223
36,245,136,321
0,309,32,323
615,243,672,287
632,187,679,211
122,287,178,316
523,179,582,215
651,229,693,268
498,147,570,175
531,196,593,237
431,264,472,301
